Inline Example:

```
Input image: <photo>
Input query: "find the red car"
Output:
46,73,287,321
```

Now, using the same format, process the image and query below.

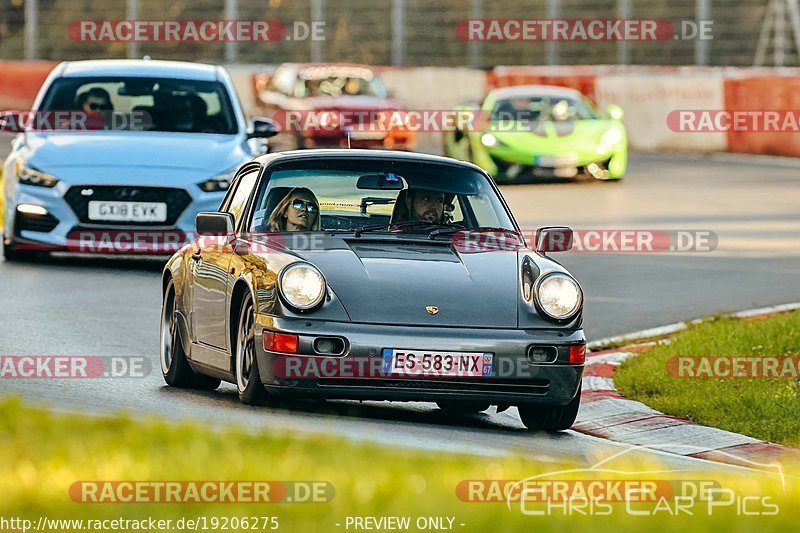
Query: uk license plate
87,201,167,222
381,349,493,378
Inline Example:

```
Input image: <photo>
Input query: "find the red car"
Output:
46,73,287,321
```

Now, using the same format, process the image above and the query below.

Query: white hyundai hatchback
2,59,276,260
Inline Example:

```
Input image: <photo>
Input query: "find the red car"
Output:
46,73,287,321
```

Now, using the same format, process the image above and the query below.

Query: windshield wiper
428,226,522,241
328,220,455,238
349,220,448,237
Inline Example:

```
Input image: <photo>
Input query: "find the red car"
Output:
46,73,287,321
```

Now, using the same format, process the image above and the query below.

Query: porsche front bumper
255,316,584,406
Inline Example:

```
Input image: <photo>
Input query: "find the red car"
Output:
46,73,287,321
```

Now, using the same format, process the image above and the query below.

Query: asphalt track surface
1,152,798,471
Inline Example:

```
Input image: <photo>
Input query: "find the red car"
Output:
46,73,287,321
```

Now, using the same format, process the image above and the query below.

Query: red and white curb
573,302,800,469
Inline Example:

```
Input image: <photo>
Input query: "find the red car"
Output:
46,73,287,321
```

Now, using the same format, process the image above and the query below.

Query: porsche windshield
250,159,515,235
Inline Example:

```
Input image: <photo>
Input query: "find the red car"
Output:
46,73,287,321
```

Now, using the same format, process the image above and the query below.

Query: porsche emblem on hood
426,306,439,315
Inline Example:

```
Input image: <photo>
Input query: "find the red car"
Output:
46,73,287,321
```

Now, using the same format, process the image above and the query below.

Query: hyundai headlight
535,273,582,320
279,263,327,311
18,163,59,188
198,166,238,193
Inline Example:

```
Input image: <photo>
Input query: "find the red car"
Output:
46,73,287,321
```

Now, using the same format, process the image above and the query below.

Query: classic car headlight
17,163,59,188
279,263,327,311
535,273,582,320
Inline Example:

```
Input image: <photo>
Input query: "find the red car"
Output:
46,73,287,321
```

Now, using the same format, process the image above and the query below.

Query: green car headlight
600,128,623,146
481,133,502,147
18,163,59,188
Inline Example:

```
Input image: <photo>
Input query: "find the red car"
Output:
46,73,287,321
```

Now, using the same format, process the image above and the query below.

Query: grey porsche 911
160,149,585,430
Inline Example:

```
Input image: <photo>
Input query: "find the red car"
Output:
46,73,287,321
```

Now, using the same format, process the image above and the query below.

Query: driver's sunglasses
292,199,318,213
88,102,112,111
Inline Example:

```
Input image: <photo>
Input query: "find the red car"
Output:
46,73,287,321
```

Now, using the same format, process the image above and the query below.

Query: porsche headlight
18,163,59,188
279,263,326,311
536,273,582,320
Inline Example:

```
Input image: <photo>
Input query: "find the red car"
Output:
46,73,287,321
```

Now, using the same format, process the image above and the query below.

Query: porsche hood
292,237,519,328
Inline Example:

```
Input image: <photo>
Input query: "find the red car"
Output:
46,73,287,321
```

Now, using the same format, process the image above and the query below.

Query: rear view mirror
118,80,156,96
356,172,405,190
196,212,234,236
536,226,573,253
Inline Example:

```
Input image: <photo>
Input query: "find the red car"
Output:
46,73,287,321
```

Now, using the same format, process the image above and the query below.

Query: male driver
76,88,113,113
405,188,446,223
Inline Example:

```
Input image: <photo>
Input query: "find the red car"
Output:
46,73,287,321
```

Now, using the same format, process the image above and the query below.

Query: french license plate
88,201,167,222
535,154,579,167
381,349,493,378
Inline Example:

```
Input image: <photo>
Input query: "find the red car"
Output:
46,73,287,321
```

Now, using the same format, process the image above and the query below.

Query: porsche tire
518,387,581,431
161,279,220,390
235,293,271,405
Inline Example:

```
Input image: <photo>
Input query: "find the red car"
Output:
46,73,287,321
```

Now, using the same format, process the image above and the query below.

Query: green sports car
444,85,627,183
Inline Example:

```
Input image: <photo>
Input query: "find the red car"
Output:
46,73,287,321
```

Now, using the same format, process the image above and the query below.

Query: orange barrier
724,75,800,157
487,66,598,102
0,61,57,110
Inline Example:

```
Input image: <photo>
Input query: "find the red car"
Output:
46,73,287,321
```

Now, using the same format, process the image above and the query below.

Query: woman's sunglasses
88,102,112,111
291,199,319,214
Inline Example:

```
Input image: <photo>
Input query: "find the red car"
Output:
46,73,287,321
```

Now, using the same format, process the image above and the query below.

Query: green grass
1,395,798,531
616,311,800,446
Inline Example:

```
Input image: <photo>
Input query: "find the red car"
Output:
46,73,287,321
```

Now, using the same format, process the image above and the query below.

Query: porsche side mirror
536,226,573,253
248,117,279,139
196,212,234,236
605,104,624,120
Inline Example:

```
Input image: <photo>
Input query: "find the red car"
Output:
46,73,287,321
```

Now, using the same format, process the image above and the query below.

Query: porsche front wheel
235,294,270,405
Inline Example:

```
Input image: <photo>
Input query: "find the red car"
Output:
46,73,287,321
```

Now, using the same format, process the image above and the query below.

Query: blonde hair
267,187,321,231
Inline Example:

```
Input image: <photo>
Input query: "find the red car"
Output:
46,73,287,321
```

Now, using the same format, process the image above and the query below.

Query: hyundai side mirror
247,117,279,139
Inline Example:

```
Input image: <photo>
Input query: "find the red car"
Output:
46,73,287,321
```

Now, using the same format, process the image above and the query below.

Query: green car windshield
491,95,598,122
